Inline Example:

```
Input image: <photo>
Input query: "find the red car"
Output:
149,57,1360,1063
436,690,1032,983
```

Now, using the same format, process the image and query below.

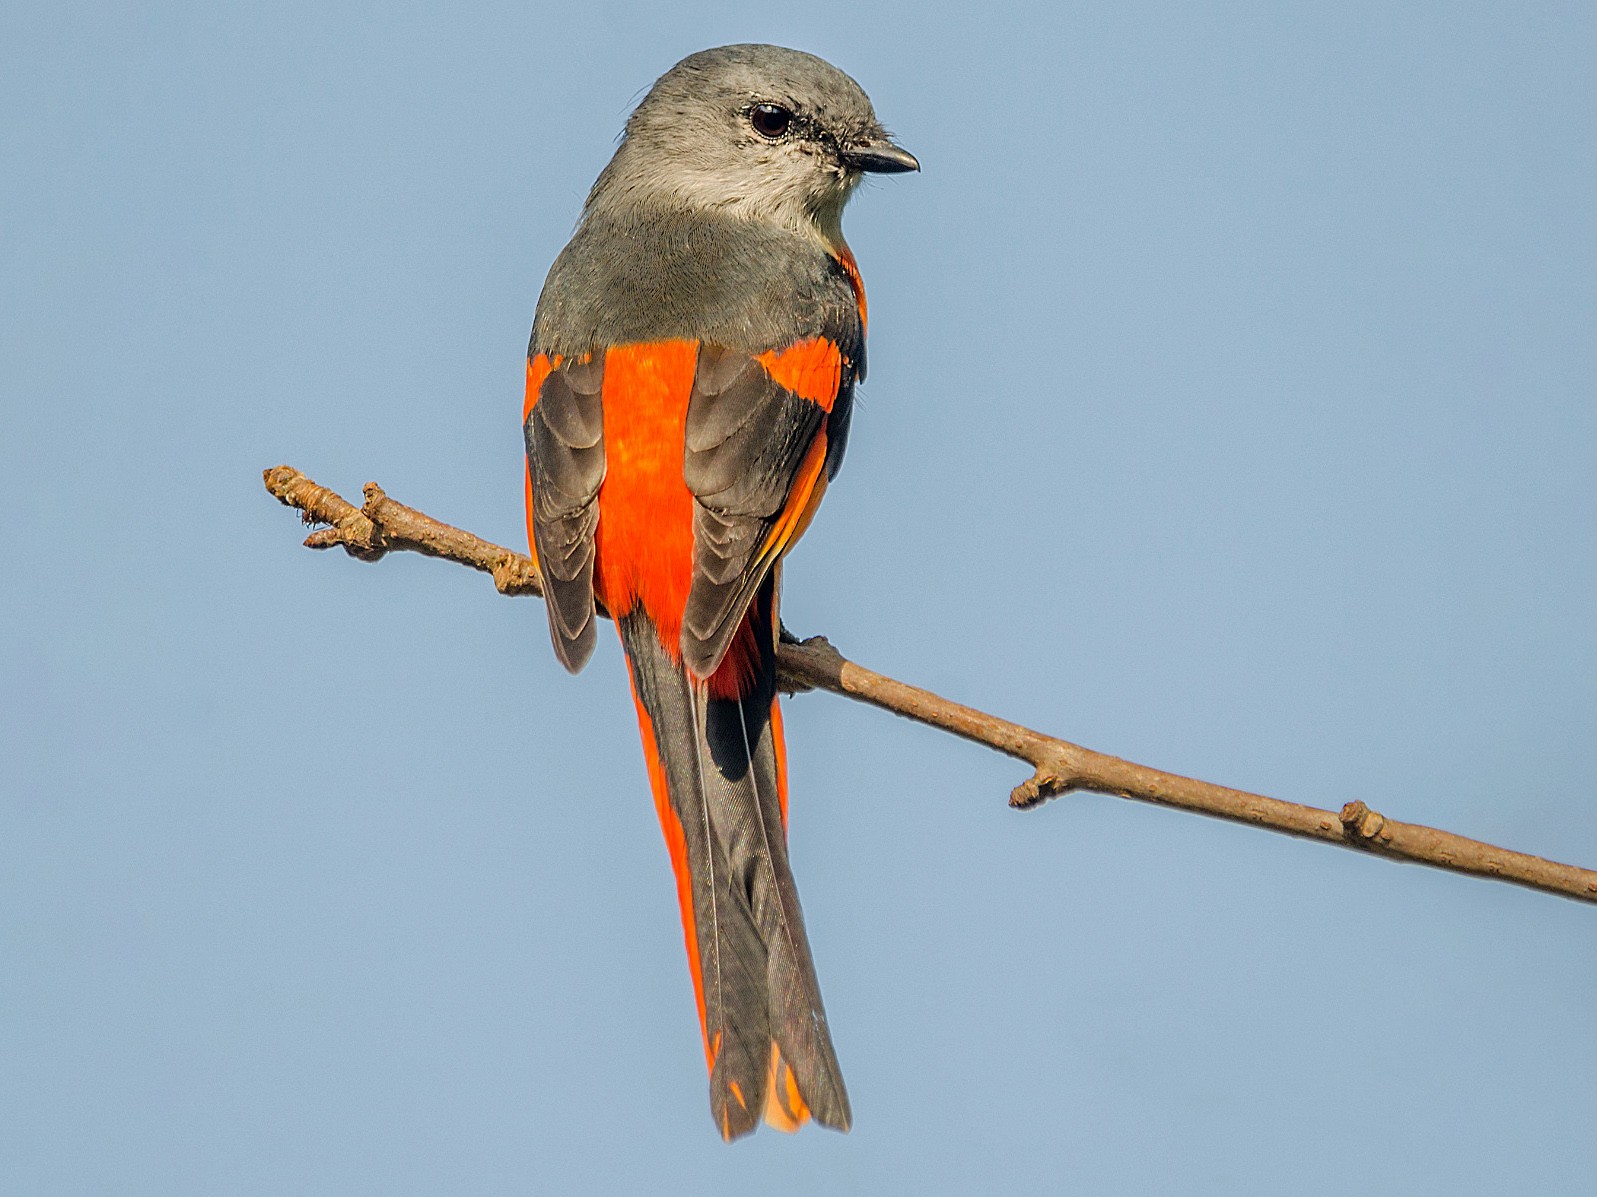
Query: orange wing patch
756,338,843,410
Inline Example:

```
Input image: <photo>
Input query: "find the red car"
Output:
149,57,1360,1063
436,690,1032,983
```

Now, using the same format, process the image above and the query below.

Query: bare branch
263,465,1597,907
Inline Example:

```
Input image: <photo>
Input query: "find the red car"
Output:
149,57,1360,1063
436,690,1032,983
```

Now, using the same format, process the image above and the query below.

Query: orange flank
628,681,712,1070
756,338,843,410
761,432,829,561
786,465,831,552
521,352,561,569
834,246,867,333
768,697,789,831
592,340,700,648
522,469,537,574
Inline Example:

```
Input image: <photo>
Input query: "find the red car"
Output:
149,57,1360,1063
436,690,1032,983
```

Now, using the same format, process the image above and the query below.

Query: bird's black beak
840,138,920,174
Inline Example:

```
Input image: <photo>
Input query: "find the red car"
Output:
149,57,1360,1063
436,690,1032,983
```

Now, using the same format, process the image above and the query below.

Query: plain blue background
4,2,1594,1192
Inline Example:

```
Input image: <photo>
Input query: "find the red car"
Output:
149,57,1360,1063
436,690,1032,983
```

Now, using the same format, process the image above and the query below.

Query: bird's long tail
617,582,850,1141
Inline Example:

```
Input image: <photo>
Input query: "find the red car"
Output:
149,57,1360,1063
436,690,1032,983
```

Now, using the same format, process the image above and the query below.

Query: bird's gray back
530,208,860,357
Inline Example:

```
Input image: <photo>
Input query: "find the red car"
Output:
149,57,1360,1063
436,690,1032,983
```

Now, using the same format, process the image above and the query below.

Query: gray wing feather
681,346,826,678
525,356,605,672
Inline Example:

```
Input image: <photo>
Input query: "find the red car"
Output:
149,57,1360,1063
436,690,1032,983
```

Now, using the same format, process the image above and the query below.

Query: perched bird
522,44,916,1140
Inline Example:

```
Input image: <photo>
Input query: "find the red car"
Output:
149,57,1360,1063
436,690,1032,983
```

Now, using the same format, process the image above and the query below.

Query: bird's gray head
585,44,917,248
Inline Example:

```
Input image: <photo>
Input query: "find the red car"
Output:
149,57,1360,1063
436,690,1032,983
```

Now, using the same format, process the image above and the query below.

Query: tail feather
619,590,850,1140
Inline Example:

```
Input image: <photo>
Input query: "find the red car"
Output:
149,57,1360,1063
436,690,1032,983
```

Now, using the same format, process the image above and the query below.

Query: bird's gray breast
530,209,858,356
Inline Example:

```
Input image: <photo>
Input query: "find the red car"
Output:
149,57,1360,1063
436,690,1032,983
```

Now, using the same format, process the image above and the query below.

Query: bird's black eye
749,104,792,140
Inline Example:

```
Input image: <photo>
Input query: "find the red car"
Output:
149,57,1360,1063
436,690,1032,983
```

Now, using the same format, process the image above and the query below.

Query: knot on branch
492,557,540,595
1340,800,1388,845
1010,767,1072,810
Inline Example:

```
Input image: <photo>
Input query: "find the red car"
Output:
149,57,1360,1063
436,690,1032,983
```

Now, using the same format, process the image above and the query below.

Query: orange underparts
522,352,561,570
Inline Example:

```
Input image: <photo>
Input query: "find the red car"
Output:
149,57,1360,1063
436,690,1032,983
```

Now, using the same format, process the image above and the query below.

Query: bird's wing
524,351,605,672
681,337,858,680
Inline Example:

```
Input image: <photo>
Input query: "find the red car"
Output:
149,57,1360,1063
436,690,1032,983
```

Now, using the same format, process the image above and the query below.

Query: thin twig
263,464,1597,906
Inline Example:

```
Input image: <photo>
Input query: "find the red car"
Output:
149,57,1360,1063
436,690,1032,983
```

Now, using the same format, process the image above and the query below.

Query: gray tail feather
618,598,850,1140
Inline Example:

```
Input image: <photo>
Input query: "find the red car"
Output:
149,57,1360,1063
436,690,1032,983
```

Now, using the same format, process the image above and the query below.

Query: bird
522,44,916,1141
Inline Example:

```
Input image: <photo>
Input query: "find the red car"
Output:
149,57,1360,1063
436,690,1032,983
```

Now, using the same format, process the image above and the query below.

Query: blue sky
4,2,1595,1192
